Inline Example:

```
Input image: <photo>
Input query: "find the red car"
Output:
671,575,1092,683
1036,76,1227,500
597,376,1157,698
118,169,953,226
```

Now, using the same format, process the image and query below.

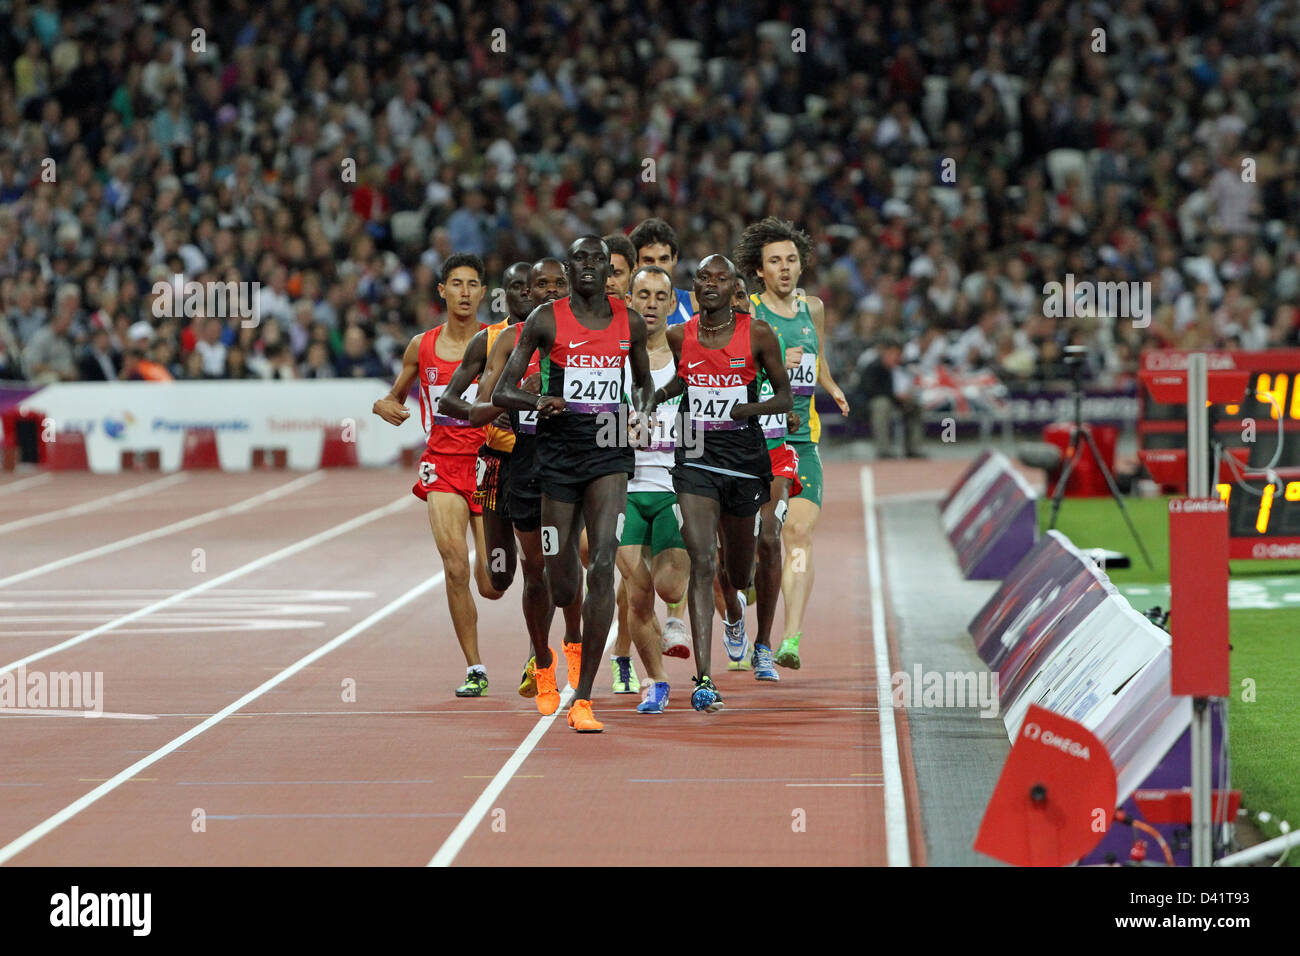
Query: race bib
645,400,679,450
789,352,817,396
517,407,539,434
757,380,786,438
688,385,746,430
564,366,622,413
430,382,478,426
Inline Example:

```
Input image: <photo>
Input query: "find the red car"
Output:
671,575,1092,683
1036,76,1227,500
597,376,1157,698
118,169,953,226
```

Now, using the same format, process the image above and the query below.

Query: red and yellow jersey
416,323,487,457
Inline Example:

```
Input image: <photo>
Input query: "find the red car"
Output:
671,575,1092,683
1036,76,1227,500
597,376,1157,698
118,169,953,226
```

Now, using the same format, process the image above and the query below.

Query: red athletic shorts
412,448,482,513
769,443,802,498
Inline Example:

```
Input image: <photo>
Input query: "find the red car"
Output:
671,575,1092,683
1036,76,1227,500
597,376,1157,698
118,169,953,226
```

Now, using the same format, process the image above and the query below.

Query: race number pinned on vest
789,353,817,395
689,385,746,430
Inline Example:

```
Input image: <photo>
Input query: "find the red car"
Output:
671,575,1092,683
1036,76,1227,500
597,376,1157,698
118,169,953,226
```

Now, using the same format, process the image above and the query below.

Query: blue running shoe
690,675,725,713
722,591,749,662
637,681,670,714
752,645,780,682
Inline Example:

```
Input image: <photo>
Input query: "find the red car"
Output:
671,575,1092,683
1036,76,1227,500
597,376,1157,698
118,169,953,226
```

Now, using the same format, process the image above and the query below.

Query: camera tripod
1046,363,1154,570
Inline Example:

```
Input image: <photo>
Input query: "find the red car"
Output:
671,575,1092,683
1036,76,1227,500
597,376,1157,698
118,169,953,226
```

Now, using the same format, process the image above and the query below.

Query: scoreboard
1138,349,1300,468
1140,349,1300,558
1216,474,1300,559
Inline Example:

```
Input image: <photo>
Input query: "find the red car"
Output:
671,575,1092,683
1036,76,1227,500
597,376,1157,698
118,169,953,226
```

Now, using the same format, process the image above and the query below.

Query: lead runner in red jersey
372,253,505,699
492,236,656,733
658,255,792,714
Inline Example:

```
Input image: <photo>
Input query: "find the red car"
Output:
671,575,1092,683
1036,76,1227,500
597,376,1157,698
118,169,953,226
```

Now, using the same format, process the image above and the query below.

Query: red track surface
0,458,967,866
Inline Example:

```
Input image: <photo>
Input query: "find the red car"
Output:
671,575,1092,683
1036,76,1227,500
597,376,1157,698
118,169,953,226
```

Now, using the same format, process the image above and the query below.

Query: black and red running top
675,311,768,477
537,295,633,453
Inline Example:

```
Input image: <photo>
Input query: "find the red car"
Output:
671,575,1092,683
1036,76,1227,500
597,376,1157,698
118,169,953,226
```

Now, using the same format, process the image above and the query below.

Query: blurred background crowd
5,0,1300,421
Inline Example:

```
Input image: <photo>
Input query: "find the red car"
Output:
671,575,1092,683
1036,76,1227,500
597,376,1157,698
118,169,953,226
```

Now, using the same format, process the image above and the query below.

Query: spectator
334,326,386,378
263,342,298,380
194,317,227,377
78,327,119,381
300,340,337,379
225,344,255,380
23,310,77,383
857,334,924,460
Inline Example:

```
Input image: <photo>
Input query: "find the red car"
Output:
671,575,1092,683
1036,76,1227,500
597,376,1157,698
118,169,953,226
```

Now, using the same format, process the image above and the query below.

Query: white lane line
0,472,323,589
0,710,157,720
0,492,413,677
429,624,618,867
0,571,445,866
0,474,52,496
861,466,911,867
0,473,189,535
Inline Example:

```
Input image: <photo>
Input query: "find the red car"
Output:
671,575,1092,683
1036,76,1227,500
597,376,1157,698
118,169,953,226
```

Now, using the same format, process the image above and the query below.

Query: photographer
855,331,925,460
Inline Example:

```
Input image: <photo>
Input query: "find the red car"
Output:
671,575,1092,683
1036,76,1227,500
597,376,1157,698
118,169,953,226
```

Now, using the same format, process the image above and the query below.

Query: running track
0,458,970,866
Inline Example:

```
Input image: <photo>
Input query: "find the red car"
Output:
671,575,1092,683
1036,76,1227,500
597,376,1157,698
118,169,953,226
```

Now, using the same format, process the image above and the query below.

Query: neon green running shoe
518,655,537,698
455,671,489,697
610,655,641,694
774,635,801,670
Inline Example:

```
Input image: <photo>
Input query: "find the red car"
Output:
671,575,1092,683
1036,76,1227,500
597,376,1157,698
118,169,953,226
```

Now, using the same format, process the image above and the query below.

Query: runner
371,253,504,698
619,265,690,714
658,254,792,713
733,218,850,670
629,218,695,326
461,257,580,716
602,231,643,694
492,236,656,733
436,262,532,595
716,282,805,681
436,260,573,712
604,232,637,300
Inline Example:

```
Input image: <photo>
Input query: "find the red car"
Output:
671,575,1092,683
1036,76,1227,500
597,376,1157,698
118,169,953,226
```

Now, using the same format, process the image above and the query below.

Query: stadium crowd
4,0,1300,425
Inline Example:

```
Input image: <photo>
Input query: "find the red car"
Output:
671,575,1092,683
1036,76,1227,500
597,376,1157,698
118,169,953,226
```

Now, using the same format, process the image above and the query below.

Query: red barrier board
1168,499,1230,697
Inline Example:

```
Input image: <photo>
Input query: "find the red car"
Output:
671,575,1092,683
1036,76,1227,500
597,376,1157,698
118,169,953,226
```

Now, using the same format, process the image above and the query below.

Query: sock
667,599,686,616
467,664,486,677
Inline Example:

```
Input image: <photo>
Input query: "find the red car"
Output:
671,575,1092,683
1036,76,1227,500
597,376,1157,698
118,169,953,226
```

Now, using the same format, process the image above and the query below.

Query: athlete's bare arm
732,321,792,420
493,304,559,416
656,325,687,403
372,333,422,425
626,307,654,417
437,329,491,421
471,330,518,426
807,295,850,415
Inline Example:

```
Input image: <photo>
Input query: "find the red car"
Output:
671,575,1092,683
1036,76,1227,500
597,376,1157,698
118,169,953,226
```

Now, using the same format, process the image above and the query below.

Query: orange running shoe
562,640,582,689
567,698,603,733
534,646,560,716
